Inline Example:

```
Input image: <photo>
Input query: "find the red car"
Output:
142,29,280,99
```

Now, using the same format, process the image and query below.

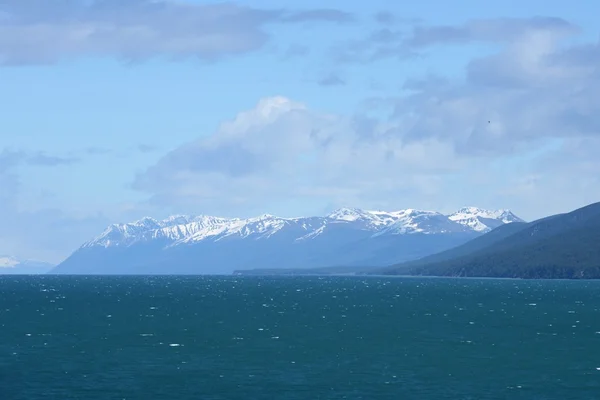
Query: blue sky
1,0,600,262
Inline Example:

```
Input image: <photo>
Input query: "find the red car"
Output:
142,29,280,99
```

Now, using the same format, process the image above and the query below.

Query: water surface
1,276,599,399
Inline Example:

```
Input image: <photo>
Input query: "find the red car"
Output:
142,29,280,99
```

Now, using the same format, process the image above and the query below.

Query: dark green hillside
379,202,600,279
378,221,529,275
465,202,600,255
411,224,600,279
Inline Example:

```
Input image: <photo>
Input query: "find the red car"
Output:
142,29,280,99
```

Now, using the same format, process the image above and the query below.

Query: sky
1,0,600,263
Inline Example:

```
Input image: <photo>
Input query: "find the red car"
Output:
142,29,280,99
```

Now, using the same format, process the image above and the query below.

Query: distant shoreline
2,272,598,281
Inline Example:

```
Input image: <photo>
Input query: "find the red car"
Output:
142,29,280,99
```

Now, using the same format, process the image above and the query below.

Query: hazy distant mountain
0,256,54,275
378,202,600,279
51,206,523,275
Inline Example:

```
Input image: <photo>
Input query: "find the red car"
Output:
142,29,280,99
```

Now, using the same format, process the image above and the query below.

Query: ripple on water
2,275,600,399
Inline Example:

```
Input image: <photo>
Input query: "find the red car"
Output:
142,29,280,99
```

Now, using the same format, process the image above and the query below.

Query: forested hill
377,202,600,279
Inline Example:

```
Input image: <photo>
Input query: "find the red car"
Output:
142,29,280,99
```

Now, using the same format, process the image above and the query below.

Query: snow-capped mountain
449,207,522,232
0,256,54,275
52,206,523,275
84,207,521,248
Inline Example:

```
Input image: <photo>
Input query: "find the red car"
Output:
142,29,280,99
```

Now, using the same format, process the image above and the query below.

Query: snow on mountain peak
327,207,371,221
85,216,164,248
449,206,523,232
455,206,485,214
253,213,277,221
376,209,461,235
452,206,519,219
326,208,401,229
161,215,195,226
81,206,524,249
393,208,439,217
137,216,158,223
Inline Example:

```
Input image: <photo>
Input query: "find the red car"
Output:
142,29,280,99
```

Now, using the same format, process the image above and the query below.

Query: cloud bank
134,16,600,218
133,96,462,215
0,0,352,64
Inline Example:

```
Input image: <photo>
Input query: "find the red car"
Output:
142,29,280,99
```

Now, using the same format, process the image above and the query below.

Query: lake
1,275,599,399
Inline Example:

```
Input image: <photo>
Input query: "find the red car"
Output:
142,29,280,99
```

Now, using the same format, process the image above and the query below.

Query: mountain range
50,206,523,275
0,256,54,275
377,201,600,279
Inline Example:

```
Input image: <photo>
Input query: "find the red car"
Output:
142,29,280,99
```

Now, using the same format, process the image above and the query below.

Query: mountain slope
379,221,530,275
379,202,600,279
0,256,54,275
51,206,522,275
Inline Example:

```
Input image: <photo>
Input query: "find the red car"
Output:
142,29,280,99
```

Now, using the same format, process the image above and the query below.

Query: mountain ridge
51,206,523,275
84,206,523,249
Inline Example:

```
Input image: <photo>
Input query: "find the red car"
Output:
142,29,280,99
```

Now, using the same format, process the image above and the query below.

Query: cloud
280,9,353,23
136,144,158,153
390,18,600,156
0,150,21,210
0,203,109,263
81,144,159,157
282,44,309,59
133,96,464,216
333,16,577,64
404,17,577,48
84,146,113,156
493,138,600,217
384,17,600,215
332,28,416,63
27,152,80,166
0,149,23,172
0,149,80,168
0,148,109,262
318,72,346,87
0,0,352,65
374,11,395,25
134,17,600,220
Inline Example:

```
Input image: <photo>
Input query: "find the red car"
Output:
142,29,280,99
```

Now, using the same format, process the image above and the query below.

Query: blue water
1,275,600,399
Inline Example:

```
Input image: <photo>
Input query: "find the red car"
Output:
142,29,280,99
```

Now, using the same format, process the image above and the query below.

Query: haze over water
1,276,599,399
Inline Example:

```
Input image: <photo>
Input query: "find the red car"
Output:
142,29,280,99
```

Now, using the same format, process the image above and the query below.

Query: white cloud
133,96,464,216
386,18,600,216
134,16,600,220
0,0,352,65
